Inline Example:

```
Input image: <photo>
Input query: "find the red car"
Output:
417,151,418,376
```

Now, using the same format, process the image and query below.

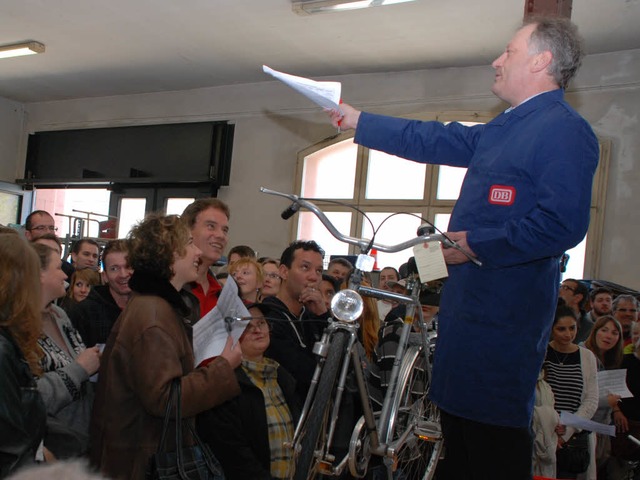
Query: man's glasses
616,308,638,314
29,225,58,232
264,273,281,280
559,284,576,293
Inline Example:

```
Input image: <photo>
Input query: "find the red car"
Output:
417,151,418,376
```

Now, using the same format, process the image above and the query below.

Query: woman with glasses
198,303,300,480
259,258,281,299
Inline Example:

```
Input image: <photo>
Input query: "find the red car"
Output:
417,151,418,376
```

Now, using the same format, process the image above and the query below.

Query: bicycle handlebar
260,187,451,254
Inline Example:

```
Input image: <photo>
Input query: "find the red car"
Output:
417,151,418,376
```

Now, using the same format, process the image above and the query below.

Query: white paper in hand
263,65,342,111
192,276,250,367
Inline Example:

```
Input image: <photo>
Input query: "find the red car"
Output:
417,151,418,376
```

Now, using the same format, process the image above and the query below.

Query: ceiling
1,0,639,104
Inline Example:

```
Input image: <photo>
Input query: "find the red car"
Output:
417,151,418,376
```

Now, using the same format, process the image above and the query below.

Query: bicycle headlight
330,289,364,323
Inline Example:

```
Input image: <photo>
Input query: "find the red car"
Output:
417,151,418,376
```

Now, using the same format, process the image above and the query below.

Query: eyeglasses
264,273,281,280
29,225,58,232
245,318,271,332
616,308,638,314
559,284,576,293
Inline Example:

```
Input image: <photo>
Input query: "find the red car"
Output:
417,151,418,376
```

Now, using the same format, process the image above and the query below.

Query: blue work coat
354,89,599,427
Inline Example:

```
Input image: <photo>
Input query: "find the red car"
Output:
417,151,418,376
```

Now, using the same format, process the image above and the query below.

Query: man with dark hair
69,240,133,346
181,198,230,317
326,257,353,284
319,273,341,311
263,240,329,399
227,244,256,265
71,238,100,271
586,287,613,323
328,17,598,479
24,210,57,241
559,278,592,343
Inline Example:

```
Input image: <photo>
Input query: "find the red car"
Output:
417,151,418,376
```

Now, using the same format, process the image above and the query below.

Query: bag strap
173,379,221,479
156,378,179,454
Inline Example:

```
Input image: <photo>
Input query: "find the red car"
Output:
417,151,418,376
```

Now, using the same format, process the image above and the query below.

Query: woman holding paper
584,315,624,478
544,304,598,479
90,214,242,480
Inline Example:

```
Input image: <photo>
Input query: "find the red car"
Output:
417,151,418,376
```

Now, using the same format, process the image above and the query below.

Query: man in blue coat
329,17,598,479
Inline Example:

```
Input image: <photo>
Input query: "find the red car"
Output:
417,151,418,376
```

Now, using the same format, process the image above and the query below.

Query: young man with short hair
71,238,101,271
181,198,230,317
263,240,329,399
68,240,133,346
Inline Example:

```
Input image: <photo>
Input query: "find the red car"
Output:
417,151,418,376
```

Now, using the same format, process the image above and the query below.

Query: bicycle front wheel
293,330,349,480
385,346,443,480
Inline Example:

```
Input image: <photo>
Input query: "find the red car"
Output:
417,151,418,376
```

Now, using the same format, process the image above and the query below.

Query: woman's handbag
556,430,590,475
146,379,225,480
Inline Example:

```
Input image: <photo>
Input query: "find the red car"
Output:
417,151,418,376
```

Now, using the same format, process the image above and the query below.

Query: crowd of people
4,201,637,480
0,200,439,480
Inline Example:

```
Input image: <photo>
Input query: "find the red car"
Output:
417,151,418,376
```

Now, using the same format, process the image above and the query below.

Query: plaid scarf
242,358,294,479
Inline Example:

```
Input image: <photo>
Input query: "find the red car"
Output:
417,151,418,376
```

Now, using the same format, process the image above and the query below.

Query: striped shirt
544,347,583,414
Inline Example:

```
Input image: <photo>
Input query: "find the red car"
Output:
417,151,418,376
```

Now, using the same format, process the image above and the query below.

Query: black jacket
197,363,301,480
68,285,123,347
0,328,47,477
261,296,328,400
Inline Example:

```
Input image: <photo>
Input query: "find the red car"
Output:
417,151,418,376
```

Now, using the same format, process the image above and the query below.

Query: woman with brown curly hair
90,214,242,480
0,234,47,476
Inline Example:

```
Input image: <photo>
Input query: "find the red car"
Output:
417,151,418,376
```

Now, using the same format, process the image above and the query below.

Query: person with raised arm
328,17,598,480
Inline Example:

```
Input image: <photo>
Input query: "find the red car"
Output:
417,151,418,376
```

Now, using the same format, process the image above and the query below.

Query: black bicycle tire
387,346,442,480
293,329,350,480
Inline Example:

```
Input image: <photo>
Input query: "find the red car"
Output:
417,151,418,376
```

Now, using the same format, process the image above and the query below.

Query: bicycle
261,187,479,480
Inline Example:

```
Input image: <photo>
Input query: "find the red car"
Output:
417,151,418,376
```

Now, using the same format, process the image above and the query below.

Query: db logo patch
488,185,515,205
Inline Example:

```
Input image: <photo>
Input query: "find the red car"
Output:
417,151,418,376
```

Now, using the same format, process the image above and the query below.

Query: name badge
488,185,515,205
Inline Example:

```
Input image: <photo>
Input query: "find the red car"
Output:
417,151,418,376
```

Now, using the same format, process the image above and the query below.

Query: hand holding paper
192,276,250,367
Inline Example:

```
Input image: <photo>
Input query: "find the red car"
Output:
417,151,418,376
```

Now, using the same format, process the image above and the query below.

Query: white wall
8,48,640,289
0,96,25,182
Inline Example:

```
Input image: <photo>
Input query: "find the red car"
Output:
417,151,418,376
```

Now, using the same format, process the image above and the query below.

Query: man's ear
532,50,553,74
279,263,289,282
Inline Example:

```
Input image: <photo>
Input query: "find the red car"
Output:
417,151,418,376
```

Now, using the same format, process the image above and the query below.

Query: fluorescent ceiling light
293,0,416,15
0,41,45,59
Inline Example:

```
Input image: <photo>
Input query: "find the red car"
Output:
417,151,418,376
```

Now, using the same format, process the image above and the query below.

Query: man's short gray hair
613,294,639,311
526,17,585,89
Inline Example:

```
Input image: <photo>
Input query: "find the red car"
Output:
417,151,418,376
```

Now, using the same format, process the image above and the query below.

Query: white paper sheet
560,411,616,437
412,242,448,283
192,276,250,367
598,369,633,398
263,65,342,111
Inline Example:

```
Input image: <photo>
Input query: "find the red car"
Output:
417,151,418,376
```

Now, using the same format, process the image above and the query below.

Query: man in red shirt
182,198,230,317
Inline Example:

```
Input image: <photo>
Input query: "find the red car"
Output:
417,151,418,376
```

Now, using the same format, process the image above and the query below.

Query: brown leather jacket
89,271,240,480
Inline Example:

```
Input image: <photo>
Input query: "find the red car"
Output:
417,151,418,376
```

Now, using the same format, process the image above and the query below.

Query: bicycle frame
262,187,444,479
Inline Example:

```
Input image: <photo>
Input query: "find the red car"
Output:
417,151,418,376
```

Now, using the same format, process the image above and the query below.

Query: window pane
301,140,357,199
366,150,426,199
0,191,20,225
434,213,451,234
436,166,467,200
297,211,351,265
361,212,423,271
166,198,195,215
561,235,587,280
34,188,111,239
118,198,147,239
